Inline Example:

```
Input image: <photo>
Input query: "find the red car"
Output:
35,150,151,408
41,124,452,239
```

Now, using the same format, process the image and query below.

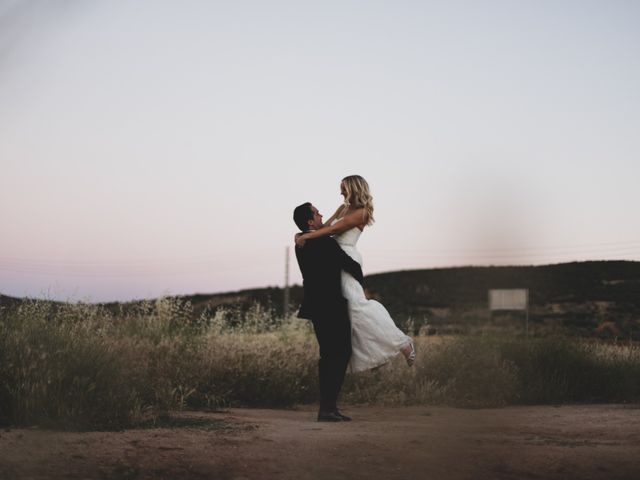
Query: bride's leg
400,339,416,366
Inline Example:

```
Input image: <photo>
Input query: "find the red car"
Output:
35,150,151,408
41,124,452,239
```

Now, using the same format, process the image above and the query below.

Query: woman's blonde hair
341,175,375,226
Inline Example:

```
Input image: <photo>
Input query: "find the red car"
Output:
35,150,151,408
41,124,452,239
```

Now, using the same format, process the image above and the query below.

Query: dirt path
2,404,640,479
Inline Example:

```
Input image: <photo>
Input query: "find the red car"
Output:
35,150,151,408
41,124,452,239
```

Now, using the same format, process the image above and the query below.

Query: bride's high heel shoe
403,340,416,367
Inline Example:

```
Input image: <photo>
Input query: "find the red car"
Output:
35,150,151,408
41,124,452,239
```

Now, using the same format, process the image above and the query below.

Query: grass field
1,297,639,430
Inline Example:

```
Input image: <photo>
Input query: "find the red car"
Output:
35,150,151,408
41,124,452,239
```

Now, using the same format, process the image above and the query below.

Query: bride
295,175,415,372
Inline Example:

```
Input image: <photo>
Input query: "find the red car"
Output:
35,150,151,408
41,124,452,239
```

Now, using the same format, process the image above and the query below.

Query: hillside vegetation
142,261,640,338
2,261,640,338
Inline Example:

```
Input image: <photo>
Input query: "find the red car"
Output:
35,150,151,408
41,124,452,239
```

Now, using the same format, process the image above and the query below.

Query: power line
371,241,640,255
0,260,282,277
2,239,639,267
0,248,277,267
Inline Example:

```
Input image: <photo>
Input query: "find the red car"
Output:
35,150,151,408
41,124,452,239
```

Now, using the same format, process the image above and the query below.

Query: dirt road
2,404,640,479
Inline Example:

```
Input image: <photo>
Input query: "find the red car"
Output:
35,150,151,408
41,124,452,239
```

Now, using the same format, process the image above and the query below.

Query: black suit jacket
295,236,364,320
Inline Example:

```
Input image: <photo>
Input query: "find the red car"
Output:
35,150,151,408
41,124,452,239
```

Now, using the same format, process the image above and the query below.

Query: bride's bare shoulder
345,206,367,220
334,204,348,216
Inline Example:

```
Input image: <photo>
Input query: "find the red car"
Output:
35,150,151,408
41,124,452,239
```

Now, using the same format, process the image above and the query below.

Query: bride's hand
295,233,307,247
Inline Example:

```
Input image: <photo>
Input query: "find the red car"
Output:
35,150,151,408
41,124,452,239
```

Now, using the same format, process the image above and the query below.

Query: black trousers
311,311,352,412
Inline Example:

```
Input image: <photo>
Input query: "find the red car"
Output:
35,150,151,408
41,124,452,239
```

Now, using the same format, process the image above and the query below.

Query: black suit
295,236,364,412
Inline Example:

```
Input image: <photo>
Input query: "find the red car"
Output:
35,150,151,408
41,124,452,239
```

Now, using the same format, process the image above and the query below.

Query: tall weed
1,298,639,430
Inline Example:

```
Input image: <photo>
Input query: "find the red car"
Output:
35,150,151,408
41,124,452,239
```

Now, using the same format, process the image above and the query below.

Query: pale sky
1,0,639,302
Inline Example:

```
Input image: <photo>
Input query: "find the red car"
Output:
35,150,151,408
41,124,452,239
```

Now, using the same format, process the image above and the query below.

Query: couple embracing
293,175,416,422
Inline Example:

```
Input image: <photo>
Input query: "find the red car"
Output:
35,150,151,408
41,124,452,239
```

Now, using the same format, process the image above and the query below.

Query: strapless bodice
332,218,362,247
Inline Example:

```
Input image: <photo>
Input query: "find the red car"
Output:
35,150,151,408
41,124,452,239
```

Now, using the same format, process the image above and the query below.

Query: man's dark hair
293,202,313,232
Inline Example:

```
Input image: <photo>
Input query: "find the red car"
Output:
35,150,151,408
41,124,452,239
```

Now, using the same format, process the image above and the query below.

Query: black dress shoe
333,409,352,421
317,410,343,422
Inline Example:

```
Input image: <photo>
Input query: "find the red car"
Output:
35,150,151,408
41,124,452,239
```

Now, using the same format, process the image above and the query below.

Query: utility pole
283,246,290,319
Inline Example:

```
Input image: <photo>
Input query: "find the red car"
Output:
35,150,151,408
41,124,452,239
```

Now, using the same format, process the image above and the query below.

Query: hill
2,261,640,337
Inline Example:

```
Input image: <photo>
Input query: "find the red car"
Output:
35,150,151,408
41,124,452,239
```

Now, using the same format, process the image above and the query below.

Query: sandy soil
1,404,640,480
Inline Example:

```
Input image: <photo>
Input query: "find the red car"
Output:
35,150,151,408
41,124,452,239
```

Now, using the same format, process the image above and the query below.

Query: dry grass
1,298,639,430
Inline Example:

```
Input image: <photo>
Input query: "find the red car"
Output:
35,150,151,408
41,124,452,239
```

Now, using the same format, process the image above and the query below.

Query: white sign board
489,289,528,311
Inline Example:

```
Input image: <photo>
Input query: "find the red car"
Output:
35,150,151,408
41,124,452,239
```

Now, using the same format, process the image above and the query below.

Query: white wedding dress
333,222,412,373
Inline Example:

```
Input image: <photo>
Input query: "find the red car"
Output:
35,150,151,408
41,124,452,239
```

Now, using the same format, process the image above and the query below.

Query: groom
293,202,364,422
